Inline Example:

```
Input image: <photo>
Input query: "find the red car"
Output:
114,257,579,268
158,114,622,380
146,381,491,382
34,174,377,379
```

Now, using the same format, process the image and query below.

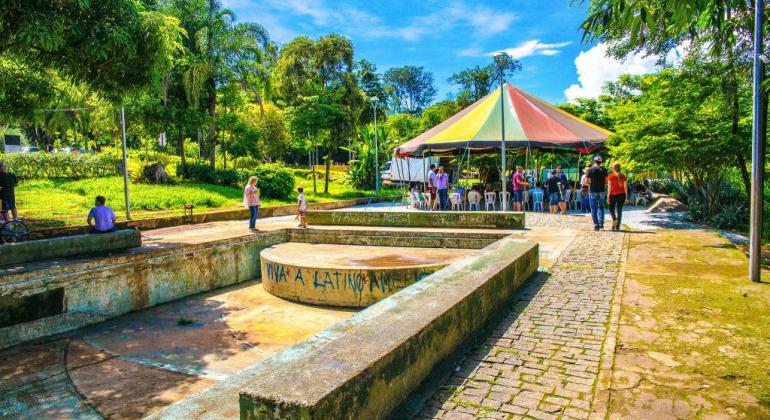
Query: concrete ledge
287,228,505,249
0,229,141,267
306,210,525,229
238,238,538,419
0,231,285,350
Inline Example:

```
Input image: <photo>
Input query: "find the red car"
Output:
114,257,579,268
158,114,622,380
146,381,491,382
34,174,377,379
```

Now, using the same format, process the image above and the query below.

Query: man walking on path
556,165,569,214
511,165,528,211
427,164,437,210
587,156,608,230
436,166,449,211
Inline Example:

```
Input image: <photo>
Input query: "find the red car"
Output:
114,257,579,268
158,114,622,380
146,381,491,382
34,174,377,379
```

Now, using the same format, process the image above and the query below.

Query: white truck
380,156,439,184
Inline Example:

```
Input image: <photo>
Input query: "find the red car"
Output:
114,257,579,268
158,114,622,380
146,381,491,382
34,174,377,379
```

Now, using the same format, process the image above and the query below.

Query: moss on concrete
611,229,770,418
306,211,525,229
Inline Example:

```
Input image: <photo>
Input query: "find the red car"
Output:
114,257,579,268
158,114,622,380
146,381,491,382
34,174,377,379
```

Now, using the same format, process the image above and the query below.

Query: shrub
179,162,294,199
0,152,120,179
251,163,295,199
666,178,749,230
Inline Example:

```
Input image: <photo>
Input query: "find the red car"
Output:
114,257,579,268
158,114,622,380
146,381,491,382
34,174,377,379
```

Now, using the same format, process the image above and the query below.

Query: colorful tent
394,83,612,157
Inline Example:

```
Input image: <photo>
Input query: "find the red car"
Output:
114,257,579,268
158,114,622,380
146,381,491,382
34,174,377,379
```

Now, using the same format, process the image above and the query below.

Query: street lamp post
371,96,380,194
749,0,766,282
120,107,132,220
494,52,509,211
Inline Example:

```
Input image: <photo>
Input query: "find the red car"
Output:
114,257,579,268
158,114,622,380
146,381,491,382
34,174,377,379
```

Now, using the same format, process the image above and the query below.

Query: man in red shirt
511,165,528,211
606,163,628,231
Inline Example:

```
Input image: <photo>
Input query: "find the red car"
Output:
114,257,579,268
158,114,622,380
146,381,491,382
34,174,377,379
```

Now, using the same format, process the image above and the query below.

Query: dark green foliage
252,164,295,200
1,153,120,179
179,161,294,199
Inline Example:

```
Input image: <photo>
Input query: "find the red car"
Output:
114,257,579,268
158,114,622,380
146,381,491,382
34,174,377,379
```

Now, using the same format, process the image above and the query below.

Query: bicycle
0,219,30,243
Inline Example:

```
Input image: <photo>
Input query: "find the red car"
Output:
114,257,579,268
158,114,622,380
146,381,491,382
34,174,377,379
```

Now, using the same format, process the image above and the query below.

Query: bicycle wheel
1,221,30,243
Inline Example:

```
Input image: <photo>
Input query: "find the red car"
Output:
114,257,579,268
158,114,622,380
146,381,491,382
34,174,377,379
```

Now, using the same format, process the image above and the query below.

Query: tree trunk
324,148,331,194
178,134,186,179
208,91,217,169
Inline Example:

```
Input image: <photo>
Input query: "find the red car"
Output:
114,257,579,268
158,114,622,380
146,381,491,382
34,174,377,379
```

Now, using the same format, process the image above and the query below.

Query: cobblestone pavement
419,216,625,420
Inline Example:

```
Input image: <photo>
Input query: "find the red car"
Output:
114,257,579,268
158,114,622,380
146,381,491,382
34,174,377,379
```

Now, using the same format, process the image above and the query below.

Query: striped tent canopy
394,83,612,157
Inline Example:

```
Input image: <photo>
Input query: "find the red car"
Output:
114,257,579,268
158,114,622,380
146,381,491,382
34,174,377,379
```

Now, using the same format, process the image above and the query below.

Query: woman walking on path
607,163,627,231
244,176,260,232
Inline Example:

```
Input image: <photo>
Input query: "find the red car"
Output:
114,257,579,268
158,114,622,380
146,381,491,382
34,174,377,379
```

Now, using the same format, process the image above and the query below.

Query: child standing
297,187,308,228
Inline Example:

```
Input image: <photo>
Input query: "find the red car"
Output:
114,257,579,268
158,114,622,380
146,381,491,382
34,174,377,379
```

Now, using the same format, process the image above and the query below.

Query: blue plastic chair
532,191,544,212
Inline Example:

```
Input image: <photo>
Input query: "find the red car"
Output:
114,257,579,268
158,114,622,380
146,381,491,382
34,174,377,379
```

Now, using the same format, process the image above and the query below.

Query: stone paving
419,215,625,420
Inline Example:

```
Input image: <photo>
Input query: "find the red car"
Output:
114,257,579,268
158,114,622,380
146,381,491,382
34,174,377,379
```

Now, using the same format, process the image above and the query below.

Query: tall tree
383,66,437,114
274,34,363,193
356,59,386,125
576,0,769,197
448,62,521,107
0,0,184,102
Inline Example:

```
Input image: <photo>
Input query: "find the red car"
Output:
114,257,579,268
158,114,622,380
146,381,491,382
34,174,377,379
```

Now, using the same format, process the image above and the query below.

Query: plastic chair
522,190,530,211
468,193,481,211
499,191,510,210
563,189,572,209
450,193,462,211
484,192,497,211
532,191,544,212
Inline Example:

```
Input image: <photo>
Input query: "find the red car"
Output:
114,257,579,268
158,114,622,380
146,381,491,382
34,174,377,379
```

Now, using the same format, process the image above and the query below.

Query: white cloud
256,0,515,42
493,40,572,59
564,43,662,101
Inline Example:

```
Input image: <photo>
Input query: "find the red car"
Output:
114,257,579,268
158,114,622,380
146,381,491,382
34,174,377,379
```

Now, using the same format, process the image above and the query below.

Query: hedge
0,153,120,179
178,162,295,200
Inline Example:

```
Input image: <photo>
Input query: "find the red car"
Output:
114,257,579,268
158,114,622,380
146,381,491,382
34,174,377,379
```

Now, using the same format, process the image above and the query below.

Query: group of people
512,156,628,231
242,176,308,231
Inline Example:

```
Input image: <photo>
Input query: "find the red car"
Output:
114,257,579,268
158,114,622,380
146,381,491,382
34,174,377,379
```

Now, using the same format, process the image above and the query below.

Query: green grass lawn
16,176,400,229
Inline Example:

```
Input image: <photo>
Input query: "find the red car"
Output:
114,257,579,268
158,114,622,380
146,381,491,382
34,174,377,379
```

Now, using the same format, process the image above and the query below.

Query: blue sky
223,0,661,105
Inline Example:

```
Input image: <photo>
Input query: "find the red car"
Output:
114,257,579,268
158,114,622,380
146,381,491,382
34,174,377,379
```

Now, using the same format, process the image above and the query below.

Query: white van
381,157,439,183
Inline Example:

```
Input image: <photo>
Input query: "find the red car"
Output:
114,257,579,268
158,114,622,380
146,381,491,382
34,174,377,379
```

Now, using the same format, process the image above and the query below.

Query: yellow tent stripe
426,89,500,143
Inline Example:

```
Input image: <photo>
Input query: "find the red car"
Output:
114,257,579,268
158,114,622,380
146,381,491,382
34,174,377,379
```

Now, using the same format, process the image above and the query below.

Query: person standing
297,187,308,228
511,165,529,211
580,166,591,213
545,170,561,214
0,163,18,222
436,166,449,211
427,164,437,210
556,166,569,214
607,163,628,231
586,156,608,231
243,176,260,232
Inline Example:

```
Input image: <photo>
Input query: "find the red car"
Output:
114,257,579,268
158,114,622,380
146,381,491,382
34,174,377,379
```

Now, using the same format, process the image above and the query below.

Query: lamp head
493,52,509,70
370,96,379,104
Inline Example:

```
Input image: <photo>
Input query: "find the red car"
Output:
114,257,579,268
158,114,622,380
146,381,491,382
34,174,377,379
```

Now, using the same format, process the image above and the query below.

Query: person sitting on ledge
87,195,116,233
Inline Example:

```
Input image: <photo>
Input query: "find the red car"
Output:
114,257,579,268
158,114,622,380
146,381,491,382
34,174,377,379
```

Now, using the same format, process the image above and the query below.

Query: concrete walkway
417,215,626,420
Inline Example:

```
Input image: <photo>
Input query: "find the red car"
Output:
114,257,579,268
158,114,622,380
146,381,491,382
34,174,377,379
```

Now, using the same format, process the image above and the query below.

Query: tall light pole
371,96,380,194
494,52,509,211
120,107,132,220
749,0,766,282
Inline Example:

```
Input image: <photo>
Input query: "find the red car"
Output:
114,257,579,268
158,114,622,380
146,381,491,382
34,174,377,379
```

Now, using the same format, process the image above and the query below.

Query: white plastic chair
499,191,510,210
522,190,530,211
468,193,481,211
532,191,544,212
450,193,462,211
484,192,497,211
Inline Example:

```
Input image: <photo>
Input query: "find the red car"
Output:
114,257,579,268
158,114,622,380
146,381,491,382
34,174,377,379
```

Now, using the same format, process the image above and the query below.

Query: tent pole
422,150,427,192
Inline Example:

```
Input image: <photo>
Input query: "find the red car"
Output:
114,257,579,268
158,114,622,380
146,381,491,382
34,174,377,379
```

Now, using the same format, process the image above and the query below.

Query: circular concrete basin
260,243,474,307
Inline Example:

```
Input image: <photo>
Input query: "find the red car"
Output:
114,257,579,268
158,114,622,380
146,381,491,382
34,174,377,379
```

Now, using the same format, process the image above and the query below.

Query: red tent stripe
507,85,575,141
